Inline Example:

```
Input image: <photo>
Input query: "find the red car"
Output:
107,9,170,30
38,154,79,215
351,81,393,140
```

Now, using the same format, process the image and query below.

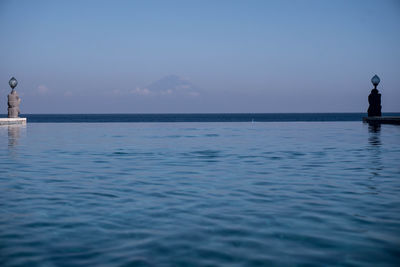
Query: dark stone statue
367,89,381,117
7,77,21,118
367,75,382,117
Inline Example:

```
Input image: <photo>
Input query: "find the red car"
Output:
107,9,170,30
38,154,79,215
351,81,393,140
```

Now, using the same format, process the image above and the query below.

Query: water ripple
1,122,400,266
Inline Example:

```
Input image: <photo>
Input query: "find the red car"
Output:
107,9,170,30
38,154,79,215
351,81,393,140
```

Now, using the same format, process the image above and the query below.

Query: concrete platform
363,116,400,125
0,118,27,125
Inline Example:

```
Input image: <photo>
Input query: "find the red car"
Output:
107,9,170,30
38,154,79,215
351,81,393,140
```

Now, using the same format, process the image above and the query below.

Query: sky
0,0,399,113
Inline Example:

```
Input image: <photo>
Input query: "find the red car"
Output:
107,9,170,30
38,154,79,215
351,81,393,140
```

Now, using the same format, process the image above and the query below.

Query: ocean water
1,119,400,266
2,112,400,123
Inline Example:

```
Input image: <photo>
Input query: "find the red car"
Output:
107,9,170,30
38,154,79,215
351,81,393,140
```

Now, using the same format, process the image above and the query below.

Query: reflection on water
368,122,381,135
8,125,22,147
367,122,382,185
368,123,381,147
1,124,26,156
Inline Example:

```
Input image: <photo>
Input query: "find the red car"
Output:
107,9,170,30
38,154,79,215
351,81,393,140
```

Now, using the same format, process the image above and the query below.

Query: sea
1,113,400,266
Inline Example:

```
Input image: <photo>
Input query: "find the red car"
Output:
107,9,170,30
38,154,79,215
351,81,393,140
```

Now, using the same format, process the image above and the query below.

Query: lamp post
0,77,26,125
7,77,21,118
371,75,380,89
364,74,400,124
367,74,382,117
9,77,18,90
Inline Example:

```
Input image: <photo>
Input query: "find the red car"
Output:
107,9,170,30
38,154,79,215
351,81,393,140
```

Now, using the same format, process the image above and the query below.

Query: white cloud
130,87,152,95
37,85,49,94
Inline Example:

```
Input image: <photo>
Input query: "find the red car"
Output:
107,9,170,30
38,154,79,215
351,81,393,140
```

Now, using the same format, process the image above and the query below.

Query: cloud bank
131,75,200,97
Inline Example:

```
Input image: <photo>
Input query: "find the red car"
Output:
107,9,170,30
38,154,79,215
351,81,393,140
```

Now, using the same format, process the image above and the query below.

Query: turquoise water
1,122,400,266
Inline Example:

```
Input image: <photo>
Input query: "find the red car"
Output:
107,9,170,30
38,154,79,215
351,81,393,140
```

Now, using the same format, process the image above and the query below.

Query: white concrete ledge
0,118,27,125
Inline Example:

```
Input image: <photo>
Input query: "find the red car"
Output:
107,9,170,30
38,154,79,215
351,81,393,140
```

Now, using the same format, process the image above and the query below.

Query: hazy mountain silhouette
144,75,200,96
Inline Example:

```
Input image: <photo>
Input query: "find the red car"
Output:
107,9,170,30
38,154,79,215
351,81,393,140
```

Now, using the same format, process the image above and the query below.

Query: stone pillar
8,90,21,118
7,77,21,118
367,75,382,117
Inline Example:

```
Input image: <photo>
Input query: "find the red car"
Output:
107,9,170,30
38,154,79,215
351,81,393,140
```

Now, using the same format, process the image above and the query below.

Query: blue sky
0,0,399,113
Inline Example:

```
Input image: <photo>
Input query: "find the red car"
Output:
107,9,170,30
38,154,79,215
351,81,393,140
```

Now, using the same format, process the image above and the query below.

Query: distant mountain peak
144,75,200,96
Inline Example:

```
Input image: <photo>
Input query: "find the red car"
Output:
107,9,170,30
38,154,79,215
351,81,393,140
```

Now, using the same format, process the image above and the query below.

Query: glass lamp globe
9,77,18,89
371,75,380,87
